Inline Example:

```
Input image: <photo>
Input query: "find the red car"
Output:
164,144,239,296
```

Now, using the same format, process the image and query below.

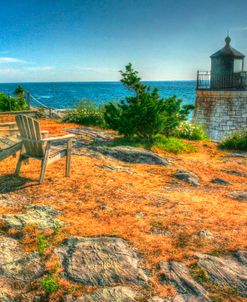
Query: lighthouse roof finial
225,35,231,46
210,35,245,59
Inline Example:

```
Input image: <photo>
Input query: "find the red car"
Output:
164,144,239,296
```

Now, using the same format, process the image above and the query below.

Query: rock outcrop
90,146,170,165
171,170,200,187
211,178,230,185
0,236,43,297
55,236,149,286
158,261,211,302
227,191,247,202
196,251,247,297
63,286,139,302
0,205,63,234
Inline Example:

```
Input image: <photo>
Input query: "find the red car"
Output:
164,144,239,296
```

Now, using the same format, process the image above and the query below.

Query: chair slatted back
16,115,44,157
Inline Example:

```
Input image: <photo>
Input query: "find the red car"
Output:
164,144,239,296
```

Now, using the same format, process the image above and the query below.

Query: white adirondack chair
15,115,75,183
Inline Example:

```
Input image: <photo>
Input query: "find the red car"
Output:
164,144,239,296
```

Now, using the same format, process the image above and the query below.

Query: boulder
221,170,247,178
158,261,211,301
96,164,134,174
197,230,214,240
211,178,230,185
171,170,200,187
0,205,63,233
0,236,43,291
196,251,247,297
90,146,170,165
224,153,247,159
55,236,149,286
63,286,139,302
227,191,247,202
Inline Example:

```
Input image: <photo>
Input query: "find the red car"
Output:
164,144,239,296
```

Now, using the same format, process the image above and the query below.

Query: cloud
231,26,247,32
0,57,26,64
75,66,118,73
26,66,56,71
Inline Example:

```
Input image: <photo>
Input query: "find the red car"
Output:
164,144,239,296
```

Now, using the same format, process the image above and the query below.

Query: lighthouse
193,36,247,141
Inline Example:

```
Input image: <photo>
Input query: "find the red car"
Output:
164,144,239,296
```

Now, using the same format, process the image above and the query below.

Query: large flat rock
55,236,149,286
0,205,63,233
158,261,211,302
0,236,43,291
63,286,138,302
197,251,247,297
90,146,170,165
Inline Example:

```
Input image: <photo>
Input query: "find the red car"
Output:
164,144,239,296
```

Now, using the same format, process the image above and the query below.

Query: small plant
174,121,208,140
41,274,60,294
63,99,105,127
53,220,61,237
36,234,49,256
150,221,164,228
219,129,247,151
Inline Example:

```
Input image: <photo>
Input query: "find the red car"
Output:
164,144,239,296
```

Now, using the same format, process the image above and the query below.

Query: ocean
0,81,196,109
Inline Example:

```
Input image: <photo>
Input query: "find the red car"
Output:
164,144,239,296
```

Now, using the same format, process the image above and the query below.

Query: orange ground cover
0,119,246,300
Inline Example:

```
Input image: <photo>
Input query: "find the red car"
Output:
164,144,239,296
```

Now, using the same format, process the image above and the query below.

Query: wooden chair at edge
15,115,75,183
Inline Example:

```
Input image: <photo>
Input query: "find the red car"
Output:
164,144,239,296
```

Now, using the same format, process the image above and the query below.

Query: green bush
174,121,208,140
104,63,194,141
219,129,247,151
0,89,27,112
63,99,105,127
41,275,59,294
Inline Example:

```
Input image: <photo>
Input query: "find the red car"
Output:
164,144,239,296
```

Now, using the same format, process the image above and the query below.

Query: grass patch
36,234,49,256
219,129,247,151
153,135,197,154
109,135,197,154
41,274,60,294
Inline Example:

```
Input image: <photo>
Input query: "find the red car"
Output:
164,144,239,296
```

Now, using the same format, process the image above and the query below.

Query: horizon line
0,79,196,84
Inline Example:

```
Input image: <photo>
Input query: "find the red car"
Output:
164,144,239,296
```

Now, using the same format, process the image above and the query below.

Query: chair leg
15,155,23,175
40,142,51,183
66,139,72,177
40,158,48,183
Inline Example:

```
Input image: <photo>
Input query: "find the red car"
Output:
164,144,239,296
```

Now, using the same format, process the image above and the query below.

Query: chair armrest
41,130,49,138
41,134,75,142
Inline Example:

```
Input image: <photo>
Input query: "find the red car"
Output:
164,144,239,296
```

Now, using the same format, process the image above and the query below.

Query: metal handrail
197,70,247,90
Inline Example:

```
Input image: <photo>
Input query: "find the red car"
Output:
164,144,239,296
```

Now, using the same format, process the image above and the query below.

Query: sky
0,0,247,82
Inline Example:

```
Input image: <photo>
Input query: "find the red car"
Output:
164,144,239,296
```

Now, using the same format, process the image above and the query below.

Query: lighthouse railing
197,71,247,90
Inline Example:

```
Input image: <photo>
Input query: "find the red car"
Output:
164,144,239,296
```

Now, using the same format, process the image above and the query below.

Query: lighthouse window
234,59,242,73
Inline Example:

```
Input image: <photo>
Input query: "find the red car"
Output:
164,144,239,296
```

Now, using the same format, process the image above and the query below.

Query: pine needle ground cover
0,119,246,301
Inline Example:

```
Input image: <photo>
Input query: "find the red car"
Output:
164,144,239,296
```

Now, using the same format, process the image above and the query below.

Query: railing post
8,94,11,111
27,93,31,110
196,70,199,90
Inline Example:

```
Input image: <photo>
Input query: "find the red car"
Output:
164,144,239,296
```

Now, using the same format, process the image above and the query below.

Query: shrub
41,275,60,294
219,129,247,151
104,63,194,141
64,99,105,127
0,90,27,112
174,121,208,140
